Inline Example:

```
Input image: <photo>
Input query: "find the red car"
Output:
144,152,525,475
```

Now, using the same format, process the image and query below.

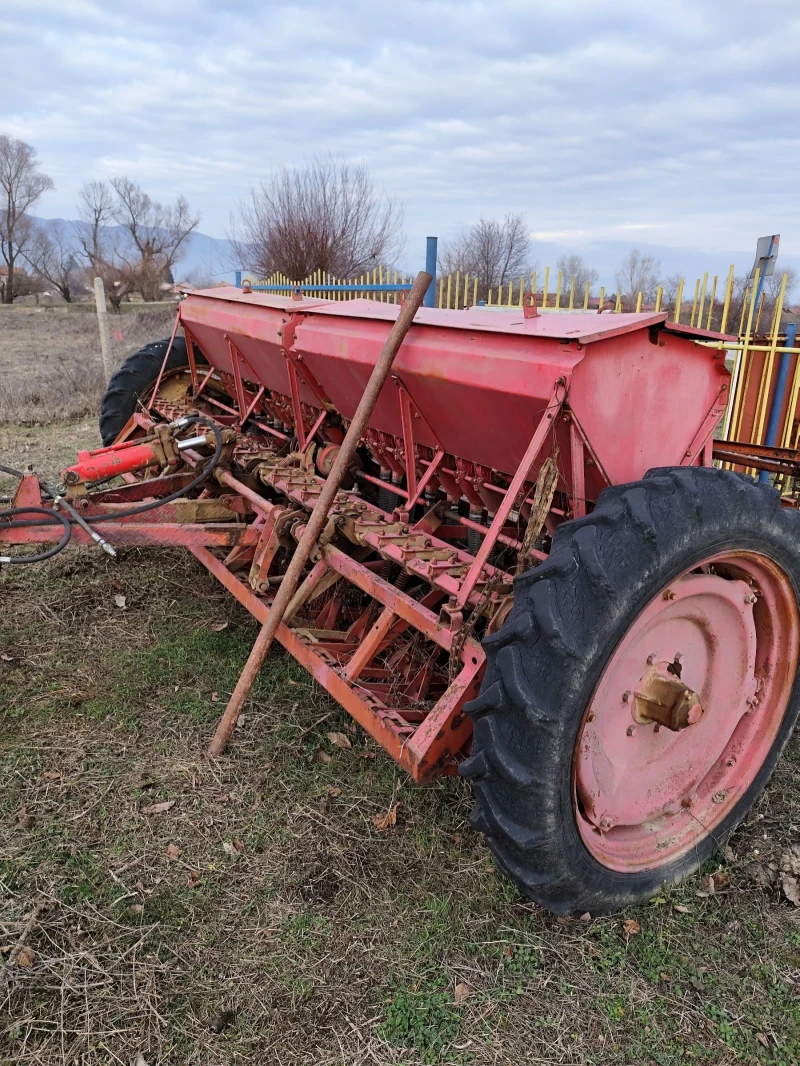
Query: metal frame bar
456,380,566,606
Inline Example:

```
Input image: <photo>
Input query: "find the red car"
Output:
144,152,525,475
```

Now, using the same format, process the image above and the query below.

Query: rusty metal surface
713,439,800,477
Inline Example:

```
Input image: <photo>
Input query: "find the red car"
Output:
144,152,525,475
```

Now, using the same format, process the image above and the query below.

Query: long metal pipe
207,270,432,756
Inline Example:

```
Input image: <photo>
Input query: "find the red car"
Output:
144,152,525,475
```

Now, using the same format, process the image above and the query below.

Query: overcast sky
3,0,800,271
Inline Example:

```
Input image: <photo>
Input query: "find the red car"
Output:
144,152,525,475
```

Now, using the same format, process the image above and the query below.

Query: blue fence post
235,270,242,288
424,237,437,308
759,322,797,483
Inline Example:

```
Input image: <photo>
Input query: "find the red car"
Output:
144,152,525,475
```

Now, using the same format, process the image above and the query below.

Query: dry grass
2,432,800,1065
0,305,176,425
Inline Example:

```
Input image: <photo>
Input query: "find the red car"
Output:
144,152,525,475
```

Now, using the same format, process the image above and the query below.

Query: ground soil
1,310,799,1065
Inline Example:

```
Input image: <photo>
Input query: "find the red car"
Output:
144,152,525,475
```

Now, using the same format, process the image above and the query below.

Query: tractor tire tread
462,466,800,915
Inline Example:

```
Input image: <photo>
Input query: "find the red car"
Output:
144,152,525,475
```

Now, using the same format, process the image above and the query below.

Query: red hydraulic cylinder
64,441,162,483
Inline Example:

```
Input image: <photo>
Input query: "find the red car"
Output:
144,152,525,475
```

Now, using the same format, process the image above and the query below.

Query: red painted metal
574,551,799,871
65,441,161,482
1,289,740,784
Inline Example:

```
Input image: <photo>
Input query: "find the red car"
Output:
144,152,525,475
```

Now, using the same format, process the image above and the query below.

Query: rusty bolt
587,712,596,723
681,794,696,808
600,817,613,830
622,690,632,702
726,756,737,767
626,725,637,737
745,593,757,604
663,589,676,601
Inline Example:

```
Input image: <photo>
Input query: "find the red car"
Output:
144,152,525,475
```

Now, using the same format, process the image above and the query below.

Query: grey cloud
2,0,800,272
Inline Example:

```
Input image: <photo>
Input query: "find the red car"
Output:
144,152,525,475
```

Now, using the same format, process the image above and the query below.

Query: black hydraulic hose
0,415,224,563
0,507,71,564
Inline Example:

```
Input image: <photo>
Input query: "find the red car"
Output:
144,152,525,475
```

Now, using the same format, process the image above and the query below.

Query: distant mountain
31,217,239,285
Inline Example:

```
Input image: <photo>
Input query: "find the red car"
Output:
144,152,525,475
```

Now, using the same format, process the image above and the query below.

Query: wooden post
93,276,112,384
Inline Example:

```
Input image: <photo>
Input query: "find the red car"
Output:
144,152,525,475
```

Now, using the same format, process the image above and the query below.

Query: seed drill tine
206,269,433,757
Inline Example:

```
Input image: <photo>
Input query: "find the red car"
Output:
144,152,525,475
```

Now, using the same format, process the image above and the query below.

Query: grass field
2,311,800,1065
0,304,175,426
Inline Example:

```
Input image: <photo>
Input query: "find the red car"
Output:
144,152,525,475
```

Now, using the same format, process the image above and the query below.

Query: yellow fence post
569,276,575,310
446,273,452,309
555,270,562,309
673,278,684,323
472,276,478,306
706,275,718,330
730,269,761,442
583,281,590,310
542,266,549,309
599,286,605,310
720,264,735,335
454,271,460,310
655,285,663,312
690,278,700,327
635,291,643,313
752,271,787,449
697,272,708,328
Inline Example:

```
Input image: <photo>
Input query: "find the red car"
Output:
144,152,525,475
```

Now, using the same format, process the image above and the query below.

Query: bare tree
439,214,532,299
22,221,84,303
556,254,598,301
662,273,684,314
234,157,404,280
75,181,137,310
73,178,199,308
110,177,200,300
615,248,661,307
765,268,797,306
0,135,54,303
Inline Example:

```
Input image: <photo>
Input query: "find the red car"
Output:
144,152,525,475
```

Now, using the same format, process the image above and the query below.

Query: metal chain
448,568,504,682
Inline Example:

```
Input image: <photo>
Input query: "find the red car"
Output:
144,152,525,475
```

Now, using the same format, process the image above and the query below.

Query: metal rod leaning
207,270,433,757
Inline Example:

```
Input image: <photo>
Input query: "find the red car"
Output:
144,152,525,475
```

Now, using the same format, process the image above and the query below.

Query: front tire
461,467,800,915
99,336,204,446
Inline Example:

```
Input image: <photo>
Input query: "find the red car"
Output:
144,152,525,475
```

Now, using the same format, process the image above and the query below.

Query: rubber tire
460,466,800,915
99,337,204,446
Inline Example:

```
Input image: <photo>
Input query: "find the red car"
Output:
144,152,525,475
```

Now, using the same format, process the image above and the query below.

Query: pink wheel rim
573,552,799,872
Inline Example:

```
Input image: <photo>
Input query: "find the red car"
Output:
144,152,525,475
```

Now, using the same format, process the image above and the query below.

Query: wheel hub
631,659,703,731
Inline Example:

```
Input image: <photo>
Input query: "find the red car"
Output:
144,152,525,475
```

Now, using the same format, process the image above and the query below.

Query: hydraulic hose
0,415,224,565
0,507,71,565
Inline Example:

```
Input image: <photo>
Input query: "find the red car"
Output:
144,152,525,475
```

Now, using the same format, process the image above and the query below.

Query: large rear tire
461,467,800,915
99,337,204,446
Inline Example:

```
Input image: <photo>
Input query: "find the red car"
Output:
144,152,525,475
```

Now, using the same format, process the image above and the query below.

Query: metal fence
237,263,762,332
236,264,800,473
